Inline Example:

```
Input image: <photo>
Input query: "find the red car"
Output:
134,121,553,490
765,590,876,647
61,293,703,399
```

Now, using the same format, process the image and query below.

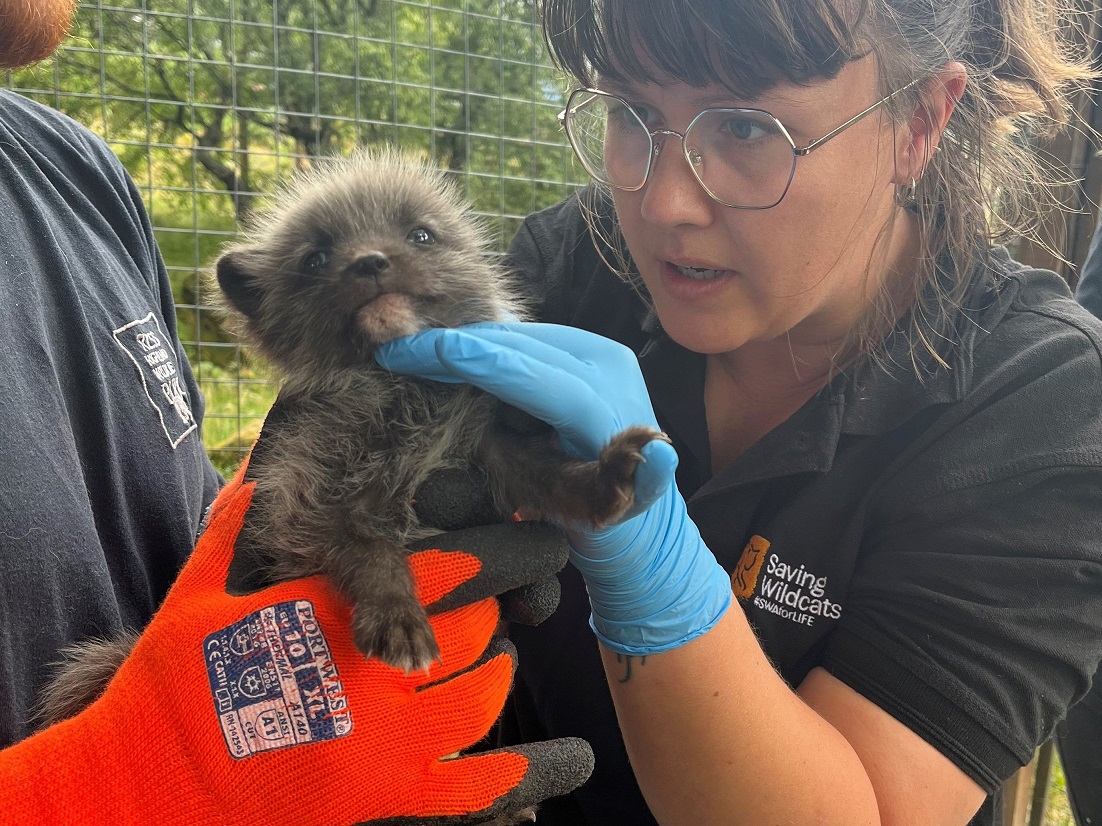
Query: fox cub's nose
351,251,390,279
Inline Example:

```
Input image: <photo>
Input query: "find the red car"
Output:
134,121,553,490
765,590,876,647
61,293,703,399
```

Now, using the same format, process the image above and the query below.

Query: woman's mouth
657,261,736,302
673,264,726,281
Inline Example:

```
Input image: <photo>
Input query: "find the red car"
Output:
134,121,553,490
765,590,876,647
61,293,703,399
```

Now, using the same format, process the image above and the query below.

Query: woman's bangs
540,0,863,97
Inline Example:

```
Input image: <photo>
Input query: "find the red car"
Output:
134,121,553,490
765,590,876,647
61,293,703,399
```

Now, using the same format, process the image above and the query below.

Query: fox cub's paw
352,595,441,674
590,426,671,526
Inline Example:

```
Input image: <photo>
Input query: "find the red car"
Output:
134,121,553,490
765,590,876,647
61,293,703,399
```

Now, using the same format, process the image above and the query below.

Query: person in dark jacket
1057,219,1102,826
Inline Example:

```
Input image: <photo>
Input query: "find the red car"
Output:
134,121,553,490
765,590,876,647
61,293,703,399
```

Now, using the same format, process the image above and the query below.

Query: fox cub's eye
303,250,330,270
406,227,435,246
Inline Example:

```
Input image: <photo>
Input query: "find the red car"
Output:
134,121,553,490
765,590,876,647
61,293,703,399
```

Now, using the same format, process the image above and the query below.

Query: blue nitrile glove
376,322,732,656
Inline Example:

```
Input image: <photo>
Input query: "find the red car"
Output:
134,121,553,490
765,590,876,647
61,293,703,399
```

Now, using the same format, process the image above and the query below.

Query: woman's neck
702,211,922,471
704,343,835,472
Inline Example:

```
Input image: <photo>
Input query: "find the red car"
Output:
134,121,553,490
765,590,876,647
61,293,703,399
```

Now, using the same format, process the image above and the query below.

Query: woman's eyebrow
594,81,636,98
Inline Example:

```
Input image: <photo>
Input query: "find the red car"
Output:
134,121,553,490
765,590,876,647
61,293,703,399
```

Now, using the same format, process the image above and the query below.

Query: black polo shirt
501,190,1102,826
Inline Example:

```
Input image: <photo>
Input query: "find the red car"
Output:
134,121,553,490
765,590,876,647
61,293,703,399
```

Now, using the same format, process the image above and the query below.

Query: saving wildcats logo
732,536,842,627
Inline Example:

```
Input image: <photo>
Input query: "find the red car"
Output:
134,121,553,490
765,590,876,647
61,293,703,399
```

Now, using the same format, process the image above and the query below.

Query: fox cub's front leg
324,533,440,673
482,424,671,528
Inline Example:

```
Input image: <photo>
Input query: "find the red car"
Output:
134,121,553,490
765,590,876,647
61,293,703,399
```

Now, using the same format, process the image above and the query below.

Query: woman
378,0,1102,823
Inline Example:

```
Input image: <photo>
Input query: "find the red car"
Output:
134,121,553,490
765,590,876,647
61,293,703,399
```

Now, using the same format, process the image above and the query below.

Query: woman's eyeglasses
557,79,921,210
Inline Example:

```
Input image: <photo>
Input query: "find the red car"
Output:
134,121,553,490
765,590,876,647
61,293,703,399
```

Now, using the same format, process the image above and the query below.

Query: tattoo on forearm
616,653,647,683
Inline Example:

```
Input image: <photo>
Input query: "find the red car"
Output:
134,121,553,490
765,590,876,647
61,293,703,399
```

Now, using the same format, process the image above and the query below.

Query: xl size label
204,600,353,758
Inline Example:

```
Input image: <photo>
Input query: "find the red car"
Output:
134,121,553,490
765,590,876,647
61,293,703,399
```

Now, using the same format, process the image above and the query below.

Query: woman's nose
638,135,715,229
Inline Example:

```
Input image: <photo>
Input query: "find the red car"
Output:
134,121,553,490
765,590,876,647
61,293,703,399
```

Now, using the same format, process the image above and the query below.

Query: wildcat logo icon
732,535,769,599
734,536,843,627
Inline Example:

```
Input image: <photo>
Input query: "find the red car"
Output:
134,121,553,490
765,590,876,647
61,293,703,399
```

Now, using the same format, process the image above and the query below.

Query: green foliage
12,0,585,227
1042,753,1075,826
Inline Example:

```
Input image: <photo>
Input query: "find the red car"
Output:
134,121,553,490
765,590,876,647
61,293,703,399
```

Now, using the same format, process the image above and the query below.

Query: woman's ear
896,61,967,184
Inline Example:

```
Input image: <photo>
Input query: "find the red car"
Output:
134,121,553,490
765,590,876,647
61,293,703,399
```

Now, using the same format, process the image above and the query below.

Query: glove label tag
204,600,353,758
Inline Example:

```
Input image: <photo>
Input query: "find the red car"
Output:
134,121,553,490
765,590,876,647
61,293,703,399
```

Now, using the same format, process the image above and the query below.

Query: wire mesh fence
7,0,585,476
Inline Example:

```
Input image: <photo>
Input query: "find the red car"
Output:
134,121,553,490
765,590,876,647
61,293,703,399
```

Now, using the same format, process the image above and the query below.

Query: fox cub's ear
215,250,266,320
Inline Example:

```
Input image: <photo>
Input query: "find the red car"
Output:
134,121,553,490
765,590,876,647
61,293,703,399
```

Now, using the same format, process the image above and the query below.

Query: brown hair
538,0,1097,371
0,0,77,70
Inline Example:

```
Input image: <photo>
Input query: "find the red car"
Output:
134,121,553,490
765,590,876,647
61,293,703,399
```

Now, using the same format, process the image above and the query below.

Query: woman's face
608,58,913,357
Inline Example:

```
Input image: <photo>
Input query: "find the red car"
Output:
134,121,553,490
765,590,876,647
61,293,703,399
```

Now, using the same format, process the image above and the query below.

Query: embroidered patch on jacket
112,313,197,448
204,600,353,759
732,535,770,599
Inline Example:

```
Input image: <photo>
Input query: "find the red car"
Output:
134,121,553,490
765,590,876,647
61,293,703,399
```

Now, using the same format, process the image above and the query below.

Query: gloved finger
411,465,501,532
411,650,516,757
409,549,486,607
375,319,585,368
432,325,661,439
378,326,619,456
378,739,596,826
466,739,595,823
431,323,652,410
417,634,515,693
379,321,632,384
455,321,634,369
498,577,561,626
433,332,614,456
421,596,500,681
438,322,607,376
408,522,569,616
370,325,457,382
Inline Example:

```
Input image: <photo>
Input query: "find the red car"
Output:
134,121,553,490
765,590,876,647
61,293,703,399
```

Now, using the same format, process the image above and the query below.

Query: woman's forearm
600,608,881,826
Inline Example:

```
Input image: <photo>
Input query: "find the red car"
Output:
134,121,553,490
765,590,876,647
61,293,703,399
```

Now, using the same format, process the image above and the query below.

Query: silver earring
895,176,918,208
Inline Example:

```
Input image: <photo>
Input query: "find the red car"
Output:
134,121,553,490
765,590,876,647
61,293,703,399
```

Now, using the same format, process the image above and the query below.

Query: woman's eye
303,250,329,270
721,115,773,141
407,227,435,246
631,104,657,126
612,100,652,128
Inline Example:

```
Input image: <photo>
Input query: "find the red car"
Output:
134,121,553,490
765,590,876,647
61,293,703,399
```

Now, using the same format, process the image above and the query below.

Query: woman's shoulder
878,247,1102,507
966,247,1102,387
846,247,1102,502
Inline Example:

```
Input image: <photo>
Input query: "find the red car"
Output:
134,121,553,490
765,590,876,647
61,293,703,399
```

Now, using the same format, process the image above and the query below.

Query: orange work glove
0,455,592,825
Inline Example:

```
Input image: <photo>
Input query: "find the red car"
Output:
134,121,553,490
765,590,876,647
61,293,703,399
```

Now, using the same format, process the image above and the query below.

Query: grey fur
216,148,663,672
39,150,664,741
35,630,138,728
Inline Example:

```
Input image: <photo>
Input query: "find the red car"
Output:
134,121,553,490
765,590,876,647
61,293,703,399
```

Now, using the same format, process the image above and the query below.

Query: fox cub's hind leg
482,425,671,528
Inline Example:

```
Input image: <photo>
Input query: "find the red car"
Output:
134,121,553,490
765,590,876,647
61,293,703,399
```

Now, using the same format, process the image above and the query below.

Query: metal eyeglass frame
557,77,923,210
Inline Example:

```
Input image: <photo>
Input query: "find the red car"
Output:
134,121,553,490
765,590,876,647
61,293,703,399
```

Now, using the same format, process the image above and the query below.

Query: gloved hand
377,322,732,656
0,452,592,826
